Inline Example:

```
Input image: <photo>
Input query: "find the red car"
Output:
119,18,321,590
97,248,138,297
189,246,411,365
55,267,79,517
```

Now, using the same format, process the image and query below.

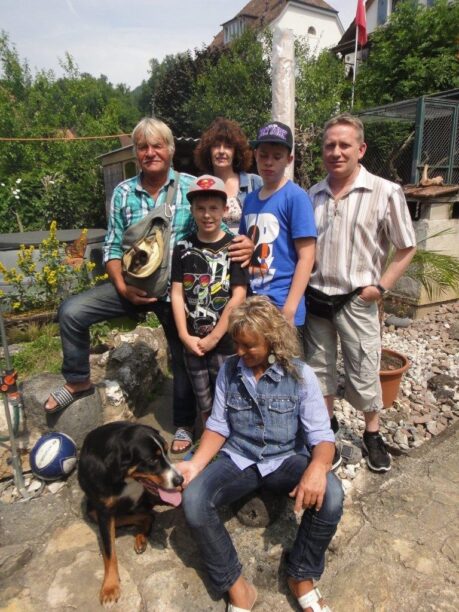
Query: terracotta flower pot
379,347,410,408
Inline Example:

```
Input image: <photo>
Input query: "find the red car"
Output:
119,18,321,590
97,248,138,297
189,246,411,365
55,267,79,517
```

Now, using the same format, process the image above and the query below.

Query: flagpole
351,25,359,109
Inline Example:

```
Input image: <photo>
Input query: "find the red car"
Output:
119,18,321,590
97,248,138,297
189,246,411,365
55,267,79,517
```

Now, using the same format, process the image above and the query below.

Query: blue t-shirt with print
239,180,316,326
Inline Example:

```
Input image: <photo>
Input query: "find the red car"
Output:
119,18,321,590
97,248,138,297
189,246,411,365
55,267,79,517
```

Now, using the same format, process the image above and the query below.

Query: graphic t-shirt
171,232,249,353
239,180,317,326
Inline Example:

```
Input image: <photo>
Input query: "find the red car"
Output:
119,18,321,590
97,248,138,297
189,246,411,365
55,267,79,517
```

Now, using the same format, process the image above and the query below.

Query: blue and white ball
30,432,77,481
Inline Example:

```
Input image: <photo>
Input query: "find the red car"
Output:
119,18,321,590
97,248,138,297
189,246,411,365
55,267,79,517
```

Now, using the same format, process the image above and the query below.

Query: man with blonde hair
305,113,416,472
45,117,253,453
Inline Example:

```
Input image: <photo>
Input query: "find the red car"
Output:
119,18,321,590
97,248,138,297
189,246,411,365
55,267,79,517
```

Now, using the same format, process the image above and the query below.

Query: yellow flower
12,302,22,311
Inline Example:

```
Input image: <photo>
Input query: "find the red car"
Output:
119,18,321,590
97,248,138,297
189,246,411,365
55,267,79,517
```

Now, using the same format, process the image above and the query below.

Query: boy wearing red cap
171,175,249,452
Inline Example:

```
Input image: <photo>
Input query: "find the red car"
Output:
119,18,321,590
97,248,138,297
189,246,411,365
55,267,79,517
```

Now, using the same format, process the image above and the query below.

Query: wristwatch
375,283,389,296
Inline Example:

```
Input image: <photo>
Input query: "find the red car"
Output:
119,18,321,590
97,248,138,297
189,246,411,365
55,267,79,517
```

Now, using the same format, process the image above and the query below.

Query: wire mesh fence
358,89,459,185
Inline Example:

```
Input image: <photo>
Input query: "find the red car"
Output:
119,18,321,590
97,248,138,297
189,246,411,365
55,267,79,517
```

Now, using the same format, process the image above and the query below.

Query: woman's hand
175,461,201,488
289,461,328,513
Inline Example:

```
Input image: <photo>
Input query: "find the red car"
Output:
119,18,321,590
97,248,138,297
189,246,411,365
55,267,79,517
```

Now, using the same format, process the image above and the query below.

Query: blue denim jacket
238,172,263,206
222,355,304,462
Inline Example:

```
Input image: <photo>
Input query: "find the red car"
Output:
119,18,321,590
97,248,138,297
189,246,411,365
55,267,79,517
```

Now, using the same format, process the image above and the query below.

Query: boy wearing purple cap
171,175,249,451
241,121,316,343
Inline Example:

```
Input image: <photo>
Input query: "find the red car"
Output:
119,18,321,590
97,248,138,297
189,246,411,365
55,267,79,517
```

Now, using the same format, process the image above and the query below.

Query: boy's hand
198,335,219,353
228,234,254,268
183,335,205,356
281,306,296,326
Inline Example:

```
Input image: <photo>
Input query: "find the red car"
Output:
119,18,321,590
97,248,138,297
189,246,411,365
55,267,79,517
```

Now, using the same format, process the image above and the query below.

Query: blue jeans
182,453,343,595
58,282,196,428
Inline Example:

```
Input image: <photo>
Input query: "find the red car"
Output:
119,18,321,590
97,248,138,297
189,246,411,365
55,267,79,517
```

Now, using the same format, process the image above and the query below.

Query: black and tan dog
78,421,183,606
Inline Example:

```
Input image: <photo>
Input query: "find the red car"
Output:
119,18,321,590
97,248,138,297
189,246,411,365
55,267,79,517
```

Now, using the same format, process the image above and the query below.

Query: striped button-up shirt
308,165,416,295
103,168,195,263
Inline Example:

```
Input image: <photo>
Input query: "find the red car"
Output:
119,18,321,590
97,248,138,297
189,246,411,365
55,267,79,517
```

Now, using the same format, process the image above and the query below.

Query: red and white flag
355,0,368,46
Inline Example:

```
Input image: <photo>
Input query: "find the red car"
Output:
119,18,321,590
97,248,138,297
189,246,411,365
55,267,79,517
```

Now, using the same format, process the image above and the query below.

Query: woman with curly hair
178,296,343,612
194,118,263,232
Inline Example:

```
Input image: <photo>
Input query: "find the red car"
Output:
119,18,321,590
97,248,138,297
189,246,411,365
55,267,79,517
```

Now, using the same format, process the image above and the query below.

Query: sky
1,1,355,90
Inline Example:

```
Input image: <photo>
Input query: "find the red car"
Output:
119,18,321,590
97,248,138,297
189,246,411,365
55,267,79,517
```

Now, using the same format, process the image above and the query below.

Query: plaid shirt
104,168,196,262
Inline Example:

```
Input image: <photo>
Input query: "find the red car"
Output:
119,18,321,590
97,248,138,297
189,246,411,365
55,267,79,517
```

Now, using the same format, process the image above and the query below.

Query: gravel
334,301,459,486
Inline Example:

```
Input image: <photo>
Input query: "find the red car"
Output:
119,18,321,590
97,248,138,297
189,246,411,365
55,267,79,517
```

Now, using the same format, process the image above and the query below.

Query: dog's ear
118,448,135,474
104,447,132,476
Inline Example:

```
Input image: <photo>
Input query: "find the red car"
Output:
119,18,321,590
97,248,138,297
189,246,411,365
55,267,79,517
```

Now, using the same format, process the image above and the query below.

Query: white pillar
271,27,295,180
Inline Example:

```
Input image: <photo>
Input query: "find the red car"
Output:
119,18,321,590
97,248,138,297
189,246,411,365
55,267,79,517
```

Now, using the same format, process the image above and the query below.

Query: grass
12,327,62,377
7,321,59,344
6,312,163,379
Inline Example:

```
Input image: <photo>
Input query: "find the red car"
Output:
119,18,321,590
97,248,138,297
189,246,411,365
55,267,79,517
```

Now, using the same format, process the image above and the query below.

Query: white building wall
273,6,343,54
366,1,382,33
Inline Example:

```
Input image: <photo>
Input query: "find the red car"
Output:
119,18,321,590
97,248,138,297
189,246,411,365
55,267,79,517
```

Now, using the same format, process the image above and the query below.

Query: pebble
333,302,458,491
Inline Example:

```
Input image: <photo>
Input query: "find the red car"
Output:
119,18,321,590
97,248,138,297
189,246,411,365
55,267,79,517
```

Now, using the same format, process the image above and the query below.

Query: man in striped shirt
305,113,416,473
44,118,253,454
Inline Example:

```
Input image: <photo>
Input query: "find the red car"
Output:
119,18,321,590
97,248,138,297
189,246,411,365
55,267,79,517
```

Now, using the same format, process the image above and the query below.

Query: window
308,26,316,35
377,0,389,25
224,17,247,44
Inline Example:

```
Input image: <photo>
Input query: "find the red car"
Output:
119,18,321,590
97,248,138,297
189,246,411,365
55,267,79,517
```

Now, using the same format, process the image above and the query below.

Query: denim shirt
222,356,305,462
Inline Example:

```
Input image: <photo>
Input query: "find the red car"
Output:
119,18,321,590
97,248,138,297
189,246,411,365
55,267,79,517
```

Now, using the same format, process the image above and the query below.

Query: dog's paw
134,533,148,554
100,582,121,607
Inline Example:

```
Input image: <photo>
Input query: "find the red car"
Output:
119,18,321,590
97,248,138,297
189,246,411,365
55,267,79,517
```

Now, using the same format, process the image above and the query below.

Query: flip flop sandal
44,385,95,415
295,587,331,612
171,428,193,454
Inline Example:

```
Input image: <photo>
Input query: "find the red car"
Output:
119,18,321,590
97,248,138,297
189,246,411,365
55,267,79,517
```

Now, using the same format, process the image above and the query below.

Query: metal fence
357,89,459,185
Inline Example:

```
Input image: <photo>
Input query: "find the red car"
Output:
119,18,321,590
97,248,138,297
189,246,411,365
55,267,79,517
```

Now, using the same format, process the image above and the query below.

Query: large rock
103,326,169,415
21,373,103,447
0,543,34,580
18,326,170,446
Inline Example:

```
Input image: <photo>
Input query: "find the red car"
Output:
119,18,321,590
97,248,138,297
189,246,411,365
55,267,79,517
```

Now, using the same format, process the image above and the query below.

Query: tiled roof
211,0,338,48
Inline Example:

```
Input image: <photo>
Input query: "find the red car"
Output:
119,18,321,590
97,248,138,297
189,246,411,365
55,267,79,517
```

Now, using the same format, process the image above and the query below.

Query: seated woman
194,117,263,233
178,296,343,612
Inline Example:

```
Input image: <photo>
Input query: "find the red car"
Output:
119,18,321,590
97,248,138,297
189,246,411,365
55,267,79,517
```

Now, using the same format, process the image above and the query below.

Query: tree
185,30,271,137
133,58,163,116
356,0,459,107
295,41,351,187
0,33,140,232
135,46,221,136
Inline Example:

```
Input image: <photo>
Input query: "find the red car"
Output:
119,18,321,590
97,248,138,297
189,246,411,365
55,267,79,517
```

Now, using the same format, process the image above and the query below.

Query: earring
268,353,276,365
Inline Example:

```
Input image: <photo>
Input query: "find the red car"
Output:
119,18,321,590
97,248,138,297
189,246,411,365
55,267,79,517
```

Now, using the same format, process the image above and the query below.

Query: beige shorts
304,294,383,413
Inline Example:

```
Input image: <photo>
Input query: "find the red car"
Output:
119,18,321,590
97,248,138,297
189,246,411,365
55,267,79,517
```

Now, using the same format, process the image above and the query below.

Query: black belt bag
306,286,361,320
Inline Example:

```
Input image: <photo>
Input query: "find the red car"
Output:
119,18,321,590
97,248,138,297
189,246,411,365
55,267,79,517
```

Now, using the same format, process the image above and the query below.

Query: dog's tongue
157,488,182,507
